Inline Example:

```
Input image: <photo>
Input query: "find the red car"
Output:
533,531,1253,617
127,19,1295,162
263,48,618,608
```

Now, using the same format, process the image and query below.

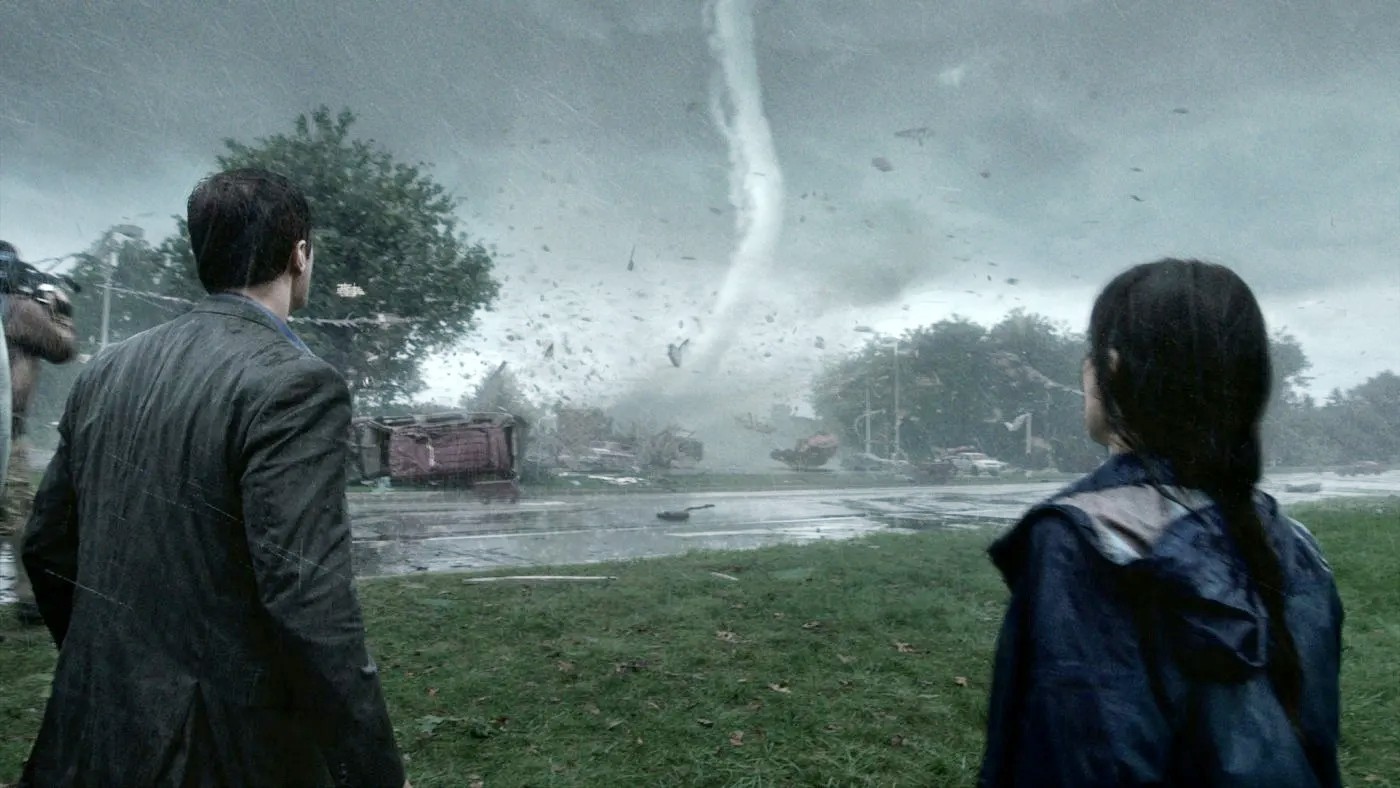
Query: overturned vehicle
349,411,524,502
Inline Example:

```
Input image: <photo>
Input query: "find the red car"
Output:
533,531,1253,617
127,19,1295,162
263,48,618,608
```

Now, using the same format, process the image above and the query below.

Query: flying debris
1171,107,1190,114
544,342,555,359
667,339,690,368
1006,278,1020,285
979,170,991,179
814,336,826,349
1003,413,1031,431
894,126,935,146
1130,167,1143,172
1130,195,1145,202
627,245,636,271
871,157,894,172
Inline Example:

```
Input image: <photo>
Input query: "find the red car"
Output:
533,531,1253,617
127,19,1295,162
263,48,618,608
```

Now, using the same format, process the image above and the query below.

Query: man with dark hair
20,170,407,787
0,240,77,626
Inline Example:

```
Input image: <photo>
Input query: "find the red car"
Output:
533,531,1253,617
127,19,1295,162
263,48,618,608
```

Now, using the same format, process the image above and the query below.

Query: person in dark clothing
20,170,408,787
1,240,78,625
979,259,1343,787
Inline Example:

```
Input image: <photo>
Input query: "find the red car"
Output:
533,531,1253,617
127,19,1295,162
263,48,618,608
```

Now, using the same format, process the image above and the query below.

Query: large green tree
159,107,499,405
812,312,1099,470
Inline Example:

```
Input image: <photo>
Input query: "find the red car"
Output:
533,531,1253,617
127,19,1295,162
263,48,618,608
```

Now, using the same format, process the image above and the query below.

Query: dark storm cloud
1,0,1397,400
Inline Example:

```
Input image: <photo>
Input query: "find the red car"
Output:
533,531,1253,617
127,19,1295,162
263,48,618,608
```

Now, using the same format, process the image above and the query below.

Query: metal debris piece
667,338,690,368
894,126,935,146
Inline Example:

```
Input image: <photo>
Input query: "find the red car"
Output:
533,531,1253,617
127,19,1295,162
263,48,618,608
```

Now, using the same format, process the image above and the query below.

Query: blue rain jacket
980,453,1342,787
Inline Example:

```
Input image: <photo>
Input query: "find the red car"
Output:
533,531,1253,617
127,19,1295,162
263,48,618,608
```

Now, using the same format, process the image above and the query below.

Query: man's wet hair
1088,258,1303,727
187,168,311,293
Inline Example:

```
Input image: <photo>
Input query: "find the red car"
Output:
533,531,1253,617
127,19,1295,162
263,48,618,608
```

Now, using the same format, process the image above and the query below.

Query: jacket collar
193,293,311,353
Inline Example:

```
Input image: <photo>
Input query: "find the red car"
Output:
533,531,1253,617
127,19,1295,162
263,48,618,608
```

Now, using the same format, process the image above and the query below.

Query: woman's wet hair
1087,258,1303,727
187,168,311,294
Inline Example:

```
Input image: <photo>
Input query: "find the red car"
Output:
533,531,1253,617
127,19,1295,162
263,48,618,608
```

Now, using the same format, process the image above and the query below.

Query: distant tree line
809,311,1399,472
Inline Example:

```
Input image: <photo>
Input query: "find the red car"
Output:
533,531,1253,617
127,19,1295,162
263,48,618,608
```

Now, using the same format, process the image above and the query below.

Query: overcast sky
2,0,1397,418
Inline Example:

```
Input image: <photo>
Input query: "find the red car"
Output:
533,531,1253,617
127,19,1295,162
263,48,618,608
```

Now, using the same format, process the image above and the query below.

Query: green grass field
2,498,1397,786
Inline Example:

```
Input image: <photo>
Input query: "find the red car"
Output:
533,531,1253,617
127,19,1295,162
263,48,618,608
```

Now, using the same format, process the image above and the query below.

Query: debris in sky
1171,107,1190,114
709,206,724,215
627,245,636,271
894,126,934,146
814,336,825,349
979,170,991,179
542,244,551,251
544,342,555,359
1129,194,1145,202
1130,167,1143,172
667,339,690,368
1006,278,1020,285
871,156,894,172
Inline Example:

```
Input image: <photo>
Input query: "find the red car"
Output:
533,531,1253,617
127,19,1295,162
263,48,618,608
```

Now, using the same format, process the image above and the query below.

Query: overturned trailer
350,411,523,502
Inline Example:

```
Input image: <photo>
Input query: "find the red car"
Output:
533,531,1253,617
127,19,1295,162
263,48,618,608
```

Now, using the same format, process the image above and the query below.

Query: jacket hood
992,453,1301,681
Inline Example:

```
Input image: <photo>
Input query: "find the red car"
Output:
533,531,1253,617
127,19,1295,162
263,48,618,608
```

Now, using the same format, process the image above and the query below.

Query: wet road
3,470,1397,599
347,470,1400,578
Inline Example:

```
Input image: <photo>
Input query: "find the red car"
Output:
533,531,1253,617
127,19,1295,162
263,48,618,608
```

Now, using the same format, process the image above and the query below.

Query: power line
96,284,418,328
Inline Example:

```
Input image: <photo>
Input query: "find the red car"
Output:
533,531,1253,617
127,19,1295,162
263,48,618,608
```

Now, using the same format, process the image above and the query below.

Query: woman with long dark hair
980,259,1343,786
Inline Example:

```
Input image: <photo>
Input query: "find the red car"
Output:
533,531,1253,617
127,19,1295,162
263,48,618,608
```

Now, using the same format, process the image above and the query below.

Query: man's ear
290,239,310,276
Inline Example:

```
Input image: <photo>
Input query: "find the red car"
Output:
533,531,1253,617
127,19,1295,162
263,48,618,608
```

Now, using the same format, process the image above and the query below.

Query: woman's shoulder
1256,495,1338,589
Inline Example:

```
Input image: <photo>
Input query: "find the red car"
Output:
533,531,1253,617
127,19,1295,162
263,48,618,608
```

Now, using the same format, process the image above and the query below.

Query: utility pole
100,224,145,350
852,326,902,460
892,338,901,461
100,246,117,349
864,383,873,455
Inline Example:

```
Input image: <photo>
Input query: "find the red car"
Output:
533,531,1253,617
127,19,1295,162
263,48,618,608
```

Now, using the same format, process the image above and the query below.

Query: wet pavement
3,470,1398,598
344,469,1400,578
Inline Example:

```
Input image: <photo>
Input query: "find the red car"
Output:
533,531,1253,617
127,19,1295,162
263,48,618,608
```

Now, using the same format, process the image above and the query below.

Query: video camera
0,244,80,319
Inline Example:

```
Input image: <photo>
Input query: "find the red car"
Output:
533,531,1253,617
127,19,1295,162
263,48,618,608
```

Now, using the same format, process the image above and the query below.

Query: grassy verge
3,498,1397,786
